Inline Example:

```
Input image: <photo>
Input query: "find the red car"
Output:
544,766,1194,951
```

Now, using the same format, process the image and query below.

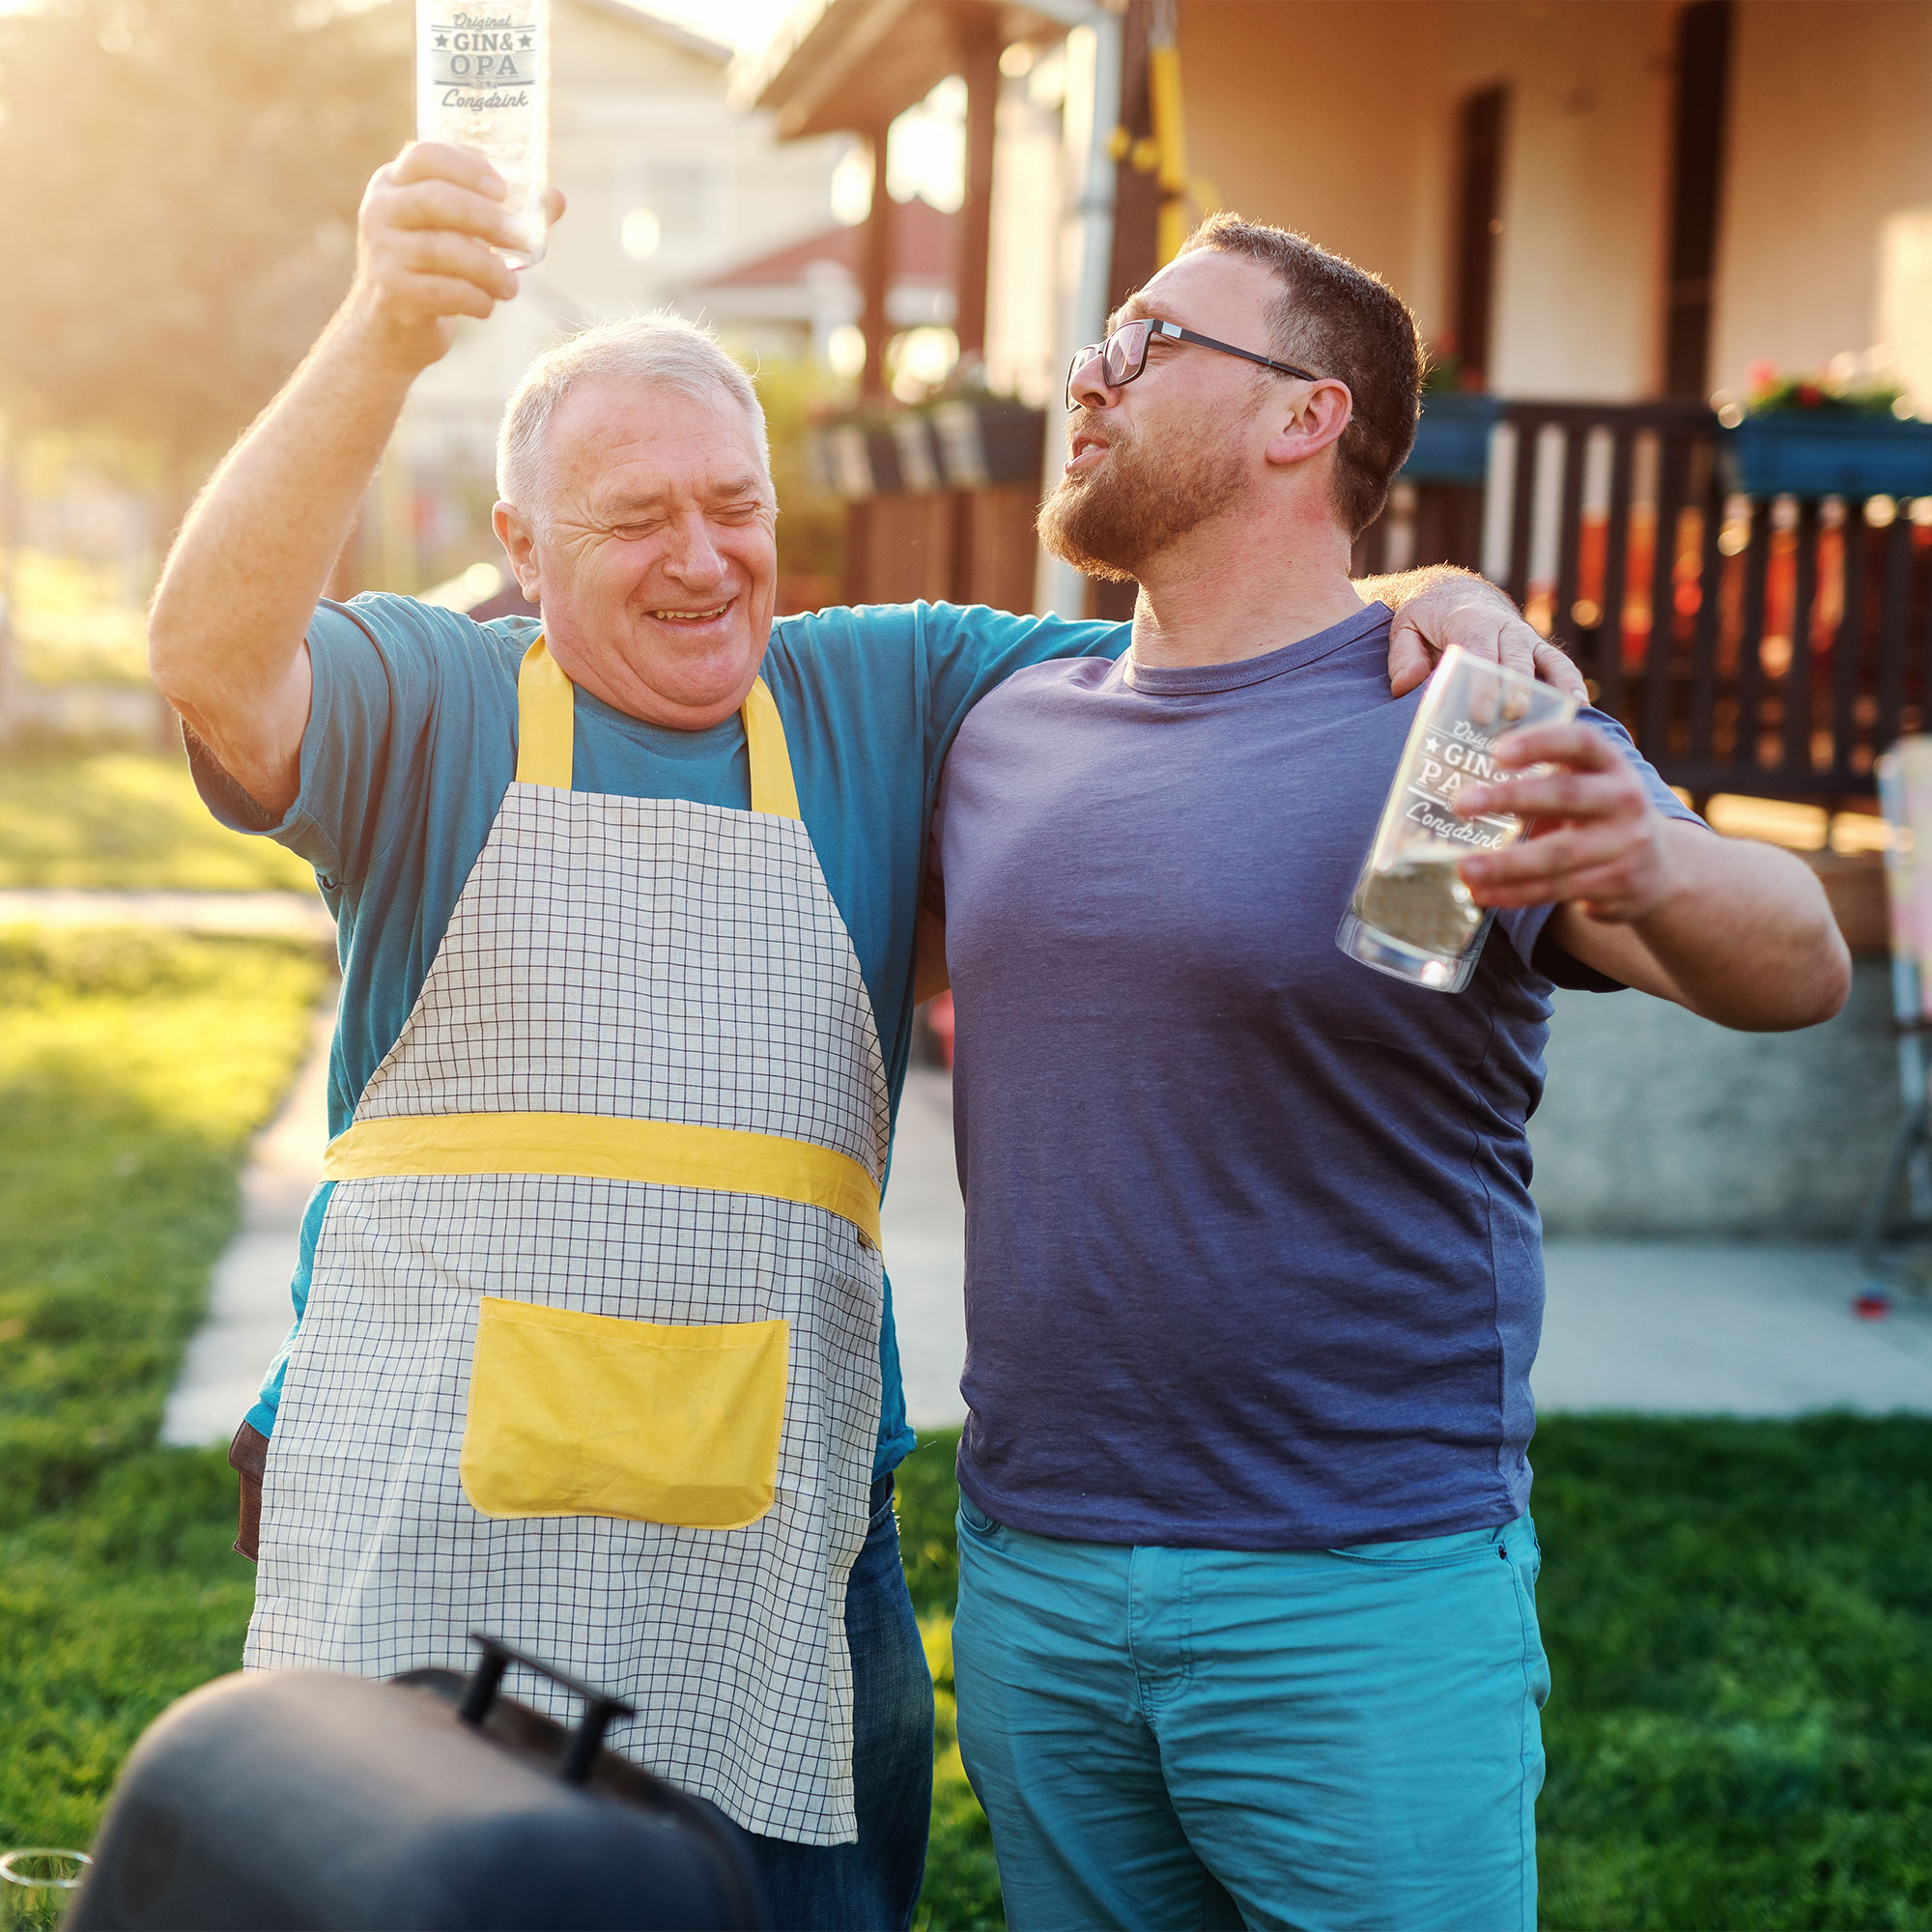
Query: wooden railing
1356,398,1932,806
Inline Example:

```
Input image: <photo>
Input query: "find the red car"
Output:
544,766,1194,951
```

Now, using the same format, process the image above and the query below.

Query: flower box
812,421,901,499
931,399,1046,490
1721,413,1932,500
890,414,943,494
1397,392,1503,488
813,400,1045,497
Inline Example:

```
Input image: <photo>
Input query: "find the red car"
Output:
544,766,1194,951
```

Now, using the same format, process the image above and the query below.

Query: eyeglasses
1065,318,1321,412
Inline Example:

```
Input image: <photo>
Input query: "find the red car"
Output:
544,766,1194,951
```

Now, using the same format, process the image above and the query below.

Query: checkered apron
245,639,890,1845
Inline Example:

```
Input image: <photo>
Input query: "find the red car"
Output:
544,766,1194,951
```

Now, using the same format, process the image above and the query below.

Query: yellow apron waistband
322,1111,880,1246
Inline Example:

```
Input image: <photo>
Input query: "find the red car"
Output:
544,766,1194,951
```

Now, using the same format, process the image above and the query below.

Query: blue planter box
1721,413,1932,500
1398,392,1503,487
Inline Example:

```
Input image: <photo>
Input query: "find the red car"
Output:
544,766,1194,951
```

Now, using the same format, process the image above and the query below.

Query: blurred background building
9,0,1932,851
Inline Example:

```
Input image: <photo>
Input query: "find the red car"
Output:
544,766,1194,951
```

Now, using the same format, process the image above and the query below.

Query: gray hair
495,311,770,514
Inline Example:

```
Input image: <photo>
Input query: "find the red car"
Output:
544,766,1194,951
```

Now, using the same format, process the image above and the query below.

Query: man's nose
662,513,728,583
1068,351,1120,412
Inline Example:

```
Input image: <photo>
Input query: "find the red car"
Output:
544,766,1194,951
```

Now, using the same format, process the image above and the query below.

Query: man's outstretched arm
148,144,551,816
1359,564,1589,701
1457,723,1851,1032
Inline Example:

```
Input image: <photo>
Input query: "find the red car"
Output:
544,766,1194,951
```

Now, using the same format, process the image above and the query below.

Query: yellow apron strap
517,639,802,821
743,675,802,821
515,636,574,788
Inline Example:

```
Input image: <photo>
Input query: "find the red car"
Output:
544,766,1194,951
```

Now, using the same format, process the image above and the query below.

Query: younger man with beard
926,216,1850,1930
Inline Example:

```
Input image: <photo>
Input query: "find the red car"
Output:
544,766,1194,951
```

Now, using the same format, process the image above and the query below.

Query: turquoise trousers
952,1497,1548,1932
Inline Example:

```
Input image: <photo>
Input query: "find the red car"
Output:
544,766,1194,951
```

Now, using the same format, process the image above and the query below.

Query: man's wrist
1622,822,1700,933
1361,564,1495,615
326,291,440,390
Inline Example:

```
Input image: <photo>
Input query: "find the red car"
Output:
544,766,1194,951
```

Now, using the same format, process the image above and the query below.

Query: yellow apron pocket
459,1296,788,1530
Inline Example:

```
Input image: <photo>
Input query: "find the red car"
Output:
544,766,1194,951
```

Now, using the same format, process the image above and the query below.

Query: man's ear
1264,379,1353,469
493,500,541,601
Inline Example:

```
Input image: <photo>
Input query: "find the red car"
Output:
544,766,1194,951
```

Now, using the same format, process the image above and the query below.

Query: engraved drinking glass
416,0,551,267
1337,643,1580,992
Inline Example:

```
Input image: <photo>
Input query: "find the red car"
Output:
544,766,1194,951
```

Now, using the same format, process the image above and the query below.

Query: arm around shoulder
1359,563,1588,700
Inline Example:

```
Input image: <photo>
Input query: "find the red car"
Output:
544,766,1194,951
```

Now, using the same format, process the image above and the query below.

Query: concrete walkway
0,888,334,942
1535,1239,1932,1414
881,1069,970,1429
160,987,338,1446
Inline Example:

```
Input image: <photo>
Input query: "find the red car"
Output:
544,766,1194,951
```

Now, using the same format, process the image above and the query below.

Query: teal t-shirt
192,593,1127,1479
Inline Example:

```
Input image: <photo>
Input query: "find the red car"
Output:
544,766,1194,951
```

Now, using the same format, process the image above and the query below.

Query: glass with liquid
416,0,551,267
1337,644,1579,992
1,1851,90,1930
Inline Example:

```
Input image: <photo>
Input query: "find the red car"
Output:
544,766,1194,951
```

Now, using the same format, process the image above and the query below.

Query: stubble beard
1037,409,1252,583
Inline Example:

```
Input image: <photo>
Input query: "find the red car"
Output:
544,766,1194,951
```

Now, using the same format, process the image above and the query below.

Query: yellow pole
1148,0,1192,265
1149,37,1188,265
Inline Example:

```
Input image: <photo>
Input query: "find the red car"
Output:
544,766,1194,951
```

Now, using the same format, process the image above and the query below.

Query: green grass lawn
4,926,1930,1926
0,928,327,1849
896,1420,1932,1932
0,749,315,892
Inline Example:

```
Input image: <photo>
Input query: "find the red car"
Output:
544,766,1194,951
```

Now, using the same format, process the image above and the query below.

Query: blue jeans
741,1476,934,1929
952,1495,1548,1932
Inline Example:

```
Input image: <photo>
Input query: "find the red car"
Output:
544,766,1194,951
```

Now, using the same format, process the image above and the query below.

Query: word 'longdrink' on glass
415,1,551,268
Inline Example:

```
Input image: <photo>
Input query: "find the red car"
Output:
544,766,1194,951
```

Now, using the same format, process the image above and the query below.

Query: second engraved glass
1338,644,1580,992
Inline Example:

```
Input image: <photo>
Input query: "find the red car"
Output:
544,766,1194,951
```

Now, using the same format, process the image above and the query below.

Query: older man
150,146,1567,1928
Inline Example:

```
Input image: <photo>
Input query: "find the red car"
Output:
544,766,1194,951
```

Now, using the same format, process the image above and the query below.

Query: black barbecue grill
65,1633,767,1930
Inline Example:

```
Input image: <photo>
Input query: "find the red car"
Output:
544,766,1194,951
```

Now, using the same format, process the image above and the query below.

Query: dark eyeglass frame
1065,317,1321,412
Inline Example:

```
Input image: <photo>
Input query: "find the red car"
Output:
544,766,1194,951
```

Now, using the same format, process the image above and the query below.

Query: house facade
749,0,1932,821
1175,1,1932,413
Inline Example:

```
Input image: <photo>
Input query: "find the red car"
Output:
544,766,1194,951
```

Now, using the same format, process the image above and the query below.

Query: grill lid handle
460,1630,639,1786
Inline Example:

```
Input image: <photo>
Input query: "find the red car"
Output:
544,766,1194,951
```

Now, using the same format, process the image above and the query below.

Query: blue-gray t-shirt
188,593,1127,1478
929,603,1699,1548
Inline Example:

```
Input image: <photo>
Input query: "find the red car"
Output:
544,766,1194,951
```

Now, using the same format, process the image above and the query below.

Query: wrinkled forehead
544,375,771,510
1111,249,1279,342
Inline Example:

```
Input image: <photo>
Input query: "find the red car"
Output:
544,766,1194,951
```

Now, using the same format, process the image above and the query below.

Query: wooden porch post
954,23,1001,364
859,119,895,399
847,120,896,603
1106,0,1160,317
949,19,1002,603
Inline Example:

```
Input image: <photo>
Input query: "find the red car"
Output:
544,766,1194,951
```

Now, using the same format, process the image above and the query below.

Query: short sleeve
183,595,457,890
915,602,1129,768
1495,704,1705,989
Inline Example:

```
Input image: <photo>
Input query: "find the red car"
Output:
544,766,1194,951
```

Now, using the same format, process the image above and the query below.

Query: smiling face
495,376,779,729
1040,248,1336,582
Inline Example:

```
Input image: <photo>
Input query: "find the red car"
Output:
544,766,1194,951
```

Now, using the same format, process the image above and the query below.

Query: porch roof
735,0,1081,138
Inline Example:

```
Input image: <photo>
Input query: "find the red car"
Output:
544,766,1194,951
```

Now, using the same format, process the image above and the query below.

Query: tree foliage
0,0,411,477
